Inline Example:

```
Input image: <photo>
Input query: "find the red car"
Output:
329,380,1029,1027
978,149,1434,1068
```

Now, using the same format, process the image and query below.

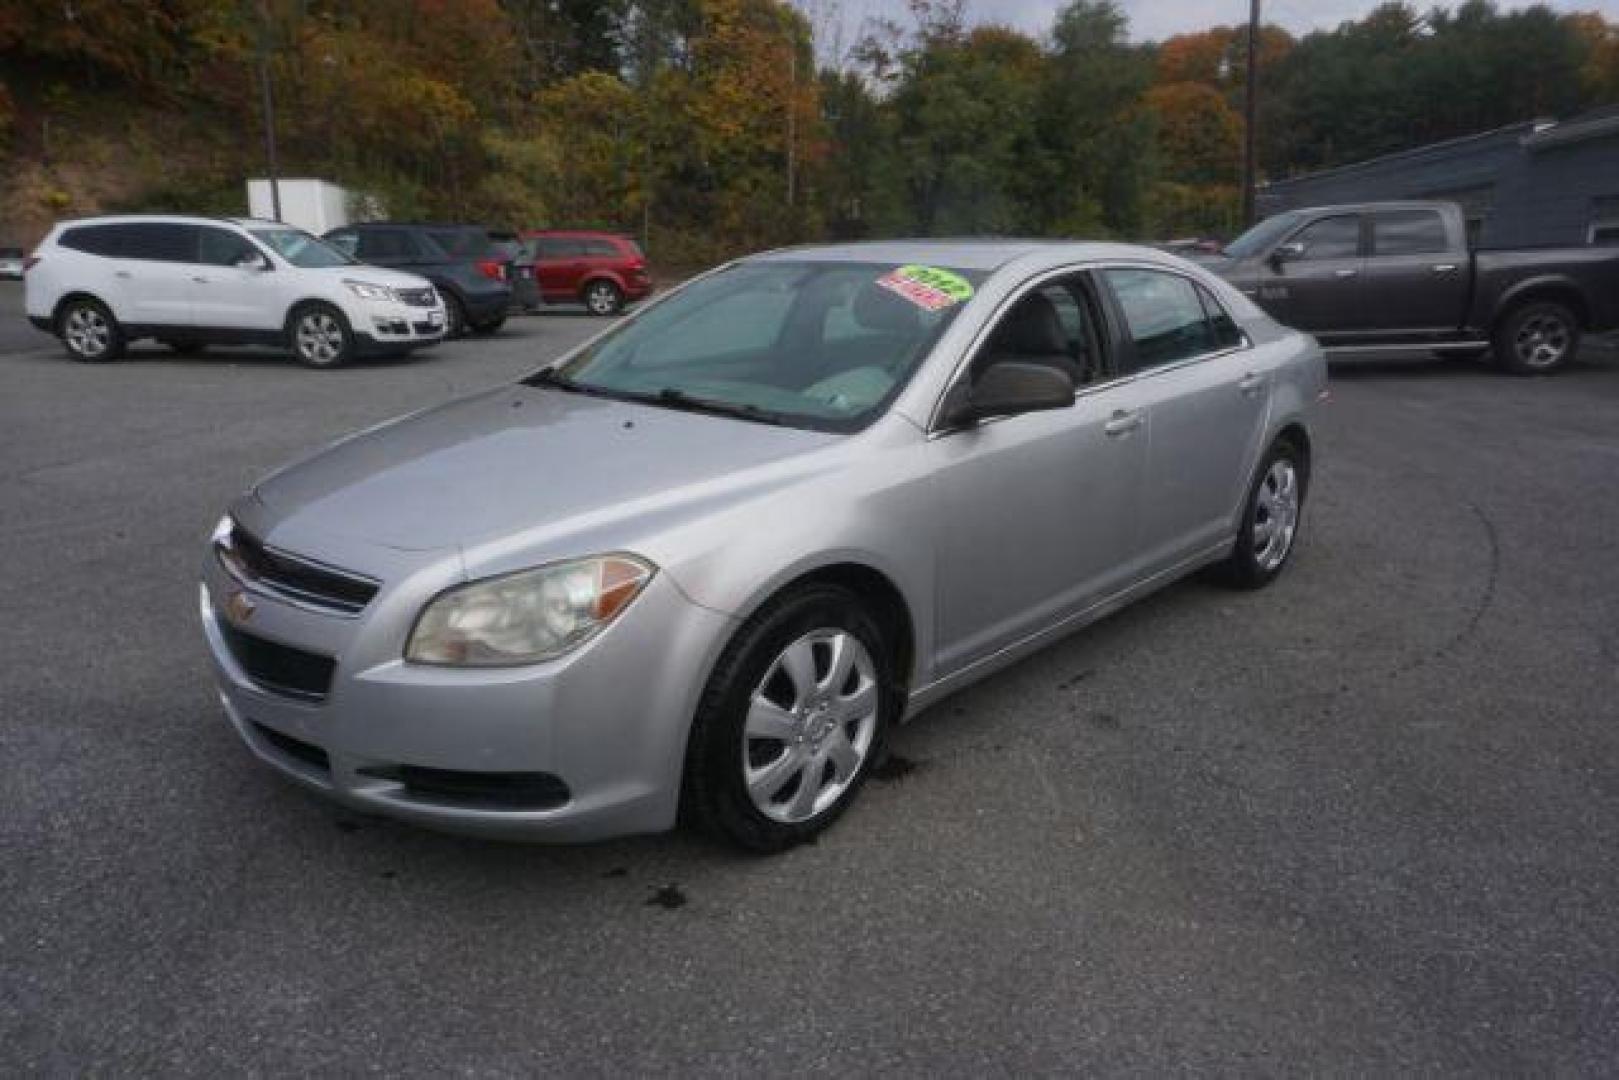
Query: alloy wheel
742,629,879,824
295,311,344,365
1514,313,1571,370
1252,459,1300,572
64,306,111,358
586,283,619,315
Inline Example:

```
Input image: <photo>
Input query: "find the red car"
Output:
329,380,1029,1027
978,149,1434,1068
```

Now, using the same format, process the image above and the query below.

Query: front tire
582,279,624,316
287,303,353,368
1216,439,1307,589
683,585,892,852
1493,301,1580,375
58,298,124,362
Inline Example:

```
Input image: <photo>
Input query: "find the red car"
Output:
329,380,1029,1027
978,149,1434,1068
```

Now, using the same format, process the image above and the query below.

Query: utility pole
256,0,282,221
786,44,797,208
1242,0,1260,227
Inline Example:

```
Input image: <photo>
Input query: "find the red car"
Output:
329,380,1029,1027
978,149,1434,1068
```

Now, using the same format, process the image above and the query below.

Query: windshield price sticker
876,265,975,311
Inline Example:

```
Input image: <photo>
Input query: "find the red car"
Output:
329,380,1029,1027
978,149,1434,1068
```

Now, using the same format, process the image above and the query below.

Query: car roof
54,214,276,229
524,229,631,238
744,239,1183,272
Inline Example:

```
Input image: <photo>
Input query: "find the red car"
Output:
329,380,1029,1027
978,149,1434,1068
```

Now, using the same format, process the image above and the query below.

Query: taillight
23,256,40,272
476,259,506,281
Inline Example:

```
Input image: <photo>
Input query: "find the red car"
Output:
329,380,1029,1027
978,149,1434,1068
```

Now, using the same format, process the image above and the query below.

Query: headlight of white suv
343,279,397,302
405,555,655,667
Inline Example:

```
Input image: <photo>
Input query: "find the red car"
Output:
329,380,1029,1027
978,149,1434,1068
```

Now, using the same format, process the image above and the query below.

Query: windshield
536,260,985,432
1222,212,1303,259
251,228,354,268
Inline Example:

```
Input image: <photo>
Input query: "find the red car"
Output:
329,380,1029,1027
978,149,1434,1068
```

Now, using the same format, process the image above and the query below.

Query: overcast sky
805,0,1619,50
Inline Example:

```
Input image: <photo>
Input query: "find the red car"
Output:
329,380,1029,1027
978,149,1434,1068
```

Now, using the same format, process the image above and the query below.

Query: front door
929,274,1148,676
189,225,277,331
1260,213,1366,335
535,238,584,301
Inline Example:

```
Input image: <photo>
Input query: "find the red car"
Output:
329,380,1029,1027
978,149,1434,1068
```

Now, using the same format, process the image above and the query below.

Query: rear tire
682,584,893,853
1493,300,1580,375
582,279,624,316
58,297,124,362
287,303,353,369
1215,439,1307,590
470,314,506,335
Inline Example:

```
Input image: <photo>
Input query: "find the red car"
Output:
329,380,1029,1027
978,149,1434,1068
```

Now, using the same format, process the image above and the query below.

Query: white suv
24,215,447,367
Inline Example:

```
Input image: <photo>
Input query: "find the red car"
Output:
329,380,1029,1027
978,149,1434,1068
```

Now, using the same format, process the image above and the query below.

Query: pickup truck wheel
1494,301,1580,375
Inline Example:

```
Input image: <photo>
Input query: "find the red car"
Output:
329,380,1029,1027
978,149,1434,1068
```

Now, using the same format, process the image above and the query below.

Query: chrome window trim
926,259,1253,437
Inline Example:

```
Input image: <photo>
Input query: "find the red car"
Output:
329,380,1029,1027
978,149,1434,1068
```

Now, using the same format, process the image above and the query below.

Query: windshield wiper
652,388,794,428
523,367,617,397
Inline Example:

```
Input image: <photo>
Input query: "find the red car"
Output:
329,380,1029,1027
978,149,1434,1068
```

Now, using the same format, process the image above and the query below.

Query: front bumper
351,295,446,353
199,544,734,841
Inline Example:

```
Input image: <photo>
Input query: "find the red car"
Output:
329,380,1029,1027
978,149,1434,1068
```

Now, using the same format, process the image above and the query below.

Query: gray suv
201,241,1326,851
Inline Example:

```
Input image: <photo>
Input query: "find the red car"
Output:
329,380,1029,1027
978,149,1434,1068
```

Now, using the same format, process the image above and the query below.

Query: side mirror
941,361,1075,428
236,253,271,271
1269,241,1305,269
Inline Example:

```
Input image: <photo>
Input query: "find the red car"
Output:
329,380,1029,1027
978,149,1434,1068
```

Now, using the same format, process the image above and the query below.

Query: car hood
302,263,435,290
249,386,841,555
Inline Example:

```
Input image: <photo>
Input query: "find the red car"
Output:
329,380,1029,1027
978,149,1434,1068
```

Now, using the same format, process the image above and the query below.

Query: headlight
405,555,654,667
343,279,397,302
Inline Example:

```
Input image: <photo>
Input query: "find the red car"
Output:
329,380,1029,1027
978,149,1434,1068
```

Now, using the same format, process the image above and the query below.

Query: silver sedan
200,241,1327,851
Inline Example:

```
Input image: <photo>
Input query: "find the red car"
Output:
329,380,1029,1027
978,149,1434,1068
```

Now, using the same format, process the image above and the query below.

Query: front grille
220,621,336,702
358,765,570,811
397,286,438,307
252,722,331,773
221,526,378,615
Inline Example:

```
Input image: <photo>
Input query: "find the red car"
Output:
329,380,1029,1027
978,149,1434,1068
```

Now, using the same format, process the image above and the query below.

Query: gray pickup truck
1202,200,1619,374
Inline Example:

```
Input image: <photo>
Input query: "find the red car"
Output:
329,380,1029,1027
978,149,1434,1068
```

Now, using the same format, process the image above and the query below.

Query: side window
1588,195,1619,246
325,231,358,257
196,227,260,267
1196,283,1245,349
1102,269,1220,371
1372,210,1448,256
357,230,411,262
118,223,197,262
1290,215,1362,261
60,225,120,256
537,239,579,260
973,275,1102,384
582,238,619,257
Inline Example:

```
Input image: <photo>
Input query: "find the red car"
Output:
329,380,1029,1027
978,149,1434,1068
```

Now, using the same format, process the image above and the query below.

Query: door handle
1432,263,1459,274
114,270,131,279
1104,409,1143,437
1333,268,1358,279
191,276,210,284
1237,372,1265,396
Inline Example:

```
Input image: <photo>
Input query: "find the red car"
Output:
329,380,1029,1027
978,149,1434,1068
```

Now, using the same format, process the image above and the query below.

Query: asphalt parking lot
3,278,1618,1073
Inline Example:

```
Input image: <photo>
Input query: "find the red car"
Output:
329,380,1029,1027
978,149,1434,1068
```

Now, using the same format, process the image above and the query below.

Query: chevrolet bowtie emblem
224,589,257,624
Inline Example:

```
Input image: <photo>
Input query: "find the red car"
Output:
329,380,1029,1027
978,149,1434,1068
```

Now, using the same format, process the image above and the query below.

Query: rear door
1261,213,1366,334
114,223,199,329
1361,207,1469,334
189,225,277,331
1099,267,1271,567
535,237,584,300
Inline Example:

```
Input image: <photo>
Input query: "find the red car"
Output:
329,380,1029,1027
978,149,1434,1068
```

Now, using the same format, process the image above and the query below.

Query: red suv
514,230,653,315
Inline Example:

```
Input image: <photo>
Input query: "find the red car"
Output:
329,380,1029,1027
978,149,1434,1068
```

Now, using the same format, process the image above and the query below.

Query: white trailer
246,178,355,234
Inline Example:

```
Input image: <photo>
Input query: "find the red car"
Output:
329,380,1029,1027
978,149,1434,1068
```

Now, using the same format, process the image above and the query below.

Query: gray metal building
1257,106,1619,250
